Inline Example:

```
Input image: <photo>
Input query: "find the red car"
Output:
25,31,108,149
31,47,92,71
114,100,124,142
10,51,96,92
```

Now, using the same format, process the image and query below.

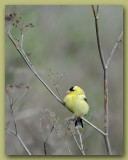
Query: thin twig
67,146,72,155
106,30,123,68
55,85,62,101
91,5,106,69
104,68,112,155
6,31,106,137
91,5,97,18
6,92,17,131
5,92,32,155
21,34,24,48
8,94,18,135
6,32,63,106
76,128,85,155
43,126,54,155
73,132,85,155
65,141,72,155
44,141,47,155
82,117,106,136
6,126,32,155
96,5,99,17
91,5,112,155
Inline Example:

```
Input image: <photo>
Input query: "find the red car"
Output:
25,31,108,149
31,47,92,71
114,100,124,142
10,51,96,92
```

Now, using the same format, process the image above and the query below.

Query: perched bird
63,86,89,128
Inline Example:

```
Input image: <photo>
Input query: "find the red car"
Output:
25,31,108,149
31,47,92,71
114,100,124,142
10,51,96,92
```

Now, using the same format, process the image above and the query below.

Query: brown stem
106,30,123,68
7,32,63,106
104,69,108,133
82,117,106,136
6,31,106,137
6,126,32,155
91,5,112,155
104,68,111,154
43,126,54,155
92,5,106,69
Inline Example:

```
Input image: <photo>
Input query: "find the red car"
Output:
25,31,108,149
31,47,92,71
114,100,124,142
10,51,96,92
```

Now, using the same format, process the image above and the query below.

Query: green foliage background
5,5,123,155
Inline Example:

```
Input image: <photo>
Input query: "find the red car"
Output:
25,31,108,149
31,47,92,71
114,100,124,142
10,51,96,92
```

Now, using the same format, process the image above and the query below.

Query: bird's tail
75,117,83,128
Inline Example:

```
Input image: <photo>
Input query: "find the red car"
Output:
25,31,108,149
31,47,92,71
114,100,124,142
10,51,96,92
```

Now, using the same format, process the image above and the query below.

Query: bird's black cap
69,86,75,91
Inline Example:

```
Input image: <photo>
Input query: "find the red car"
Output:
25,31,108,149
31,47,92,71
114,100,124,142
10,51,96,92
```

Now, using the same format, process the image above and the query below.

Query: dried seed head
26,85,31,89
26,52,31,56
16,20,19,24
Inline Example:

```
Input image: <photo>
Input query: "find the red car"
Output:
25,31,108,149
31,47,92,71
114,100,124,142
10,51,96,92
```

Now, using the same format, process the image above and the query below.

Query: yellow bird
63,86,89,128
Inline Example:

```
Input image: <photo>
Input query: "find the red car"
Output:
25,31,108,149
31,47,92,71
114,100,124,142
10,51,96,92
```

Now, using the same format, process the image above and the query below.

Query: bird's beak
67,90,71,94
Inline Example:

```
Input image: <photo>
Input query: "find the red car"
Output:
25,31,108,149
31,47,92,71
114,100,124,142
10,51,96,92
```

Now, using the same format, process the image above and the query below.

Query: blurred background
5,5,123,155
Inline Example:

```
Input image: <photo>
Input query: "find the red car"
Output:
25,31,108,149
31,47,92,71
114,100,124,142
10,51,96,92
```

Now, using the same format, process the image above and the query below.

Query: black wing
84,97,88,103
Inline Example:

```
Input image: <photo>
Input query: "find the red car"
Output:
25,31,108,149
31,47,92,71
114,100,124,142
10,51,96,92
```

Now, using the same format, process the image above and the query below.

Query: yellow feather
63,86,89,117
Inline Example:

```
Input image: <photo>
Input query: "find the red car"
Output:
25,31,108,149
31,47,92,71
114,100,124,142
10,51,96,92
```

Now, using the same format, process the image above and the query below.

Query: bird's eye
84,98,88,103
69,86,75,91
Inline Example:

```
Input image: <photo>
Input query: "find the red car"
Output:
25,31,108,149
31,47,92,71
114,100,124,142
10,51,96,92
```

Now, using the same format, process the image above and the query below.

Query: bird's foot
66,115,76,122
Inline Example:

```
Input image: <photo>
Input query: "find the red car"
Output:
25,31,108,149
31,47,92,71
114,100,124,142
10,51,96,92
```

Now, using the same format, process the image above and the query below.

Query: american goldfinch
63,86,89,128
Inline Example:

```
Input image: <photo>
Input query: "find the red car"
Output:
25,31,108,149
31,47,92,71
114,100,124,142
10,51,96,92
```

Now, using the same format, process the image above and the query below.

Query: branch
104,30,123,154
43,126,54,155
6,31,106,137
91,5,106,69
6,92,18,134
96,5,99,17
6,32,63,106
20,33,24,48
73,131,85,155
10,95,18,135
82,117,106,136
91,5,112,155
104,68,112,155
106,30,123,68
6,28,113,155
76,128,85,155
5,92,32,155
6,126,32,155
65,141,72,155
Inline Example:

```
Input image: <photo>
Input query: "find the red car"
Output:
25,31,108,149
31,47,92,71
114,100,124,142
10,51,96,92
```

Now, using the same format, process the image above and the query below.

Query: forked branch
6,126,32,155
106,30,123,68
91,5,123,155
5,93,31,155
73,129,85,155
91,5,106,69
91,5,112,155
6,30,106,138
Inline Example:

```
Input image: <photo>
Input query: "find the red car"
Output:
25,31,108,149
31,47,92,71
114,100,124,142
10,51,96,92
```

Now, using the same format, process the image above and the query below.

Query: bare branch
91,5,106,69
43,126,54,155
91,5,97,18
65,141,72,155
6,31,106,137
55,85,62,101
6,32,63,106
20,34,24,48
7,23,112,155
7,93,18,135
6,126,31,155
67,146,72,155
76,128,85,155
44,141,47,155
96,5,99,17
104,135,112,154
73,132,85,155
91,5,112,155
103,69,112,155
82,117,106,136
40,110,56,155
5,90,32,155
106,30,123,68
